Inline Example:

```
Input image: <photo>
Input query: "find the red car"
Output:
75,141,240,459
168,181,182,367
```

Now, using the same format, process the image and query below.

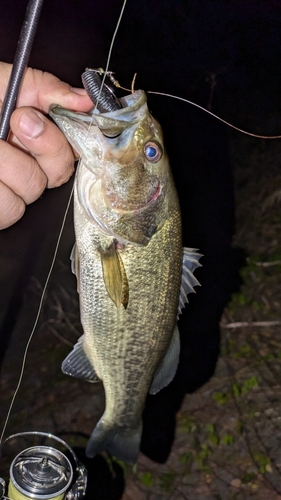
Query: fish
49,86,202,463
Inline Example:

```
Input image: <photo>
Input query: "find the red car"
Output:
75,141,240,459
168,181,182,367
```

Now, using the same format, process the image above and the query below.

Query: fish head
49,90,172,245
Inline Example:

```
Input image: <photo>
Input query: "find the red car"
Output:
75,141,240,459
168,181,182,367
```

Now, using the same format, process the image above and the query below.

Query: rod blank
0,0,44,141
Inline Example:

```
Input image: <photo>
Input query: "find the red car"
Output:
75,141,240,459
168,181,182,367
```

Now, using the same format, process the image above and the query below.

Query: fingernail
71,87,87,95
19,110,45,138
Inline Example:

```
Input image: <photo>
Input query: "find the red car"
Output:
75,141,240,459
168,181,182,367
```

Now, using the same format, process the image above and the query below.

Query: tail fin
85,418,142,464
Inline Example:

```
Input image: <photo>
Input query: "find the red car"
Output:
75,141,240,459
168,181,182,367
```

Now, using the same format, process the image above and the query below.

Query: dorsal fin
178,247,202,318
149,324,180,394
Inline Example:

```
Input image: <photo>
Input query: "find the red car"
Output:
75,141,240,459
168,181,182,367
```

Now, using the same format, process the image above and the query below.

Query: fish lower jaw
104,181,162,216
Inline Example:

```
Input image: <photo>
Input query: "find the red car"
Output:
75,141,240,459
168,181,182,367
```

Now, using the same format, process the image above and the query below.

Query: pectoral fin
149,324,180,395
178,247,202,318
99,243,129,308
61,335,100,383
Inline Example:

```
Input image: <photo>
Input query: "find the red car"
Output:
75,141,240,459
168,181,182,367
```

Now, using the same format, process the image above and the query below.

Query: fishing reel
0,432,87,500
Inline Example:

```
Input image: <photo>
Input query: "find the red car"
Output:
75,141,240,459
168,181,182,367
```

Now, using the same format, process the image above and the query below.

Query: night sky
1,0,281,117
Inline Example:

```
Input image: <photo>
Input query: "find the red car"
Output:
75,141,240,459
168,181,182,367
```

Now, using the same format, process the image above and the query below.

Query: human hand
0,62,92,229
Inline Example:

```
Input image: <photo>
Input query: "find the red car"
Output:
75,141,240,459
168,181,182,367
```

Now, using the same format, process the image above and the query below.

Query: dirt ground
1,131,281,500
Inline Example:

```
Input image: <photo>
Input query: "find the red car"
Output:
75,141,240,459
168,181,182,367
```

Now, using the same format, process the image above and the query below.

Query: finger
0,138,47,203
0,63,93,115
0,62,93,114
0,180,26,229
10,107,75,188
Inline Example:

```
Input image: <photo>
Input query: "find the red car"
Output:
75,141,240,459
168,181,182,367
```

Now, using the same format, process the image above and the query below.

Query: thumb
10,106,75,188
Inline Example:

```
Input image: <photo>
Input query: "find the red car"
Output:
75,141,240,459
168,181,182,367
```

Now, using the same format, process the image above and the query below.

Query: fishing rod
0,0,44,140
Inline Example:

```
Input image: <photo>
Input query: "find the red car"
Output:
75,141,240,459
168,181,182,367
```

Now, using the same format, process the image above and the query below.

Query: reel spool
0,432,87,500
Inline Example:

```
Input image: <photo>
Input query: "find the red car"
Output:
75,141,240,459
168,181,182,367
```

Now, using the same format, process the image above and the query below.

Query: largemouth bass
49,86,201,463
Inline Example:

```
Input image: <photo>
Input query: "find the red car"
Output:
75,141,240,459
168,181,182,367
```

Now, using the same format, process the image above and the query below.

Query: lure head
49,90,173,245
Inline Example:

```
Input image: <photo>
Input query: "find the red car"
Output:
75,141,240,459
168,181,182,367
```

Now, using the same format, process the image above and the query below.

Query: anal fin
61,335,100,383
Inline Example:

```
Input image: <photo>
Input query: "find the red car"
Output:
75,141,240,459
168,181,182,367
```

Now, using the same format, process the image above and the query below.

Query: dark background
0,0,280,471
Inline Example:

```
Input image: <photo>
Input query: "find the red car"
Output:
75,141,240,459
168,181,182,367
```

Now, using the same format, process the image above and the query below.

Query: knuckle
46,145,75,188
0,191,26,229
26,161,47,201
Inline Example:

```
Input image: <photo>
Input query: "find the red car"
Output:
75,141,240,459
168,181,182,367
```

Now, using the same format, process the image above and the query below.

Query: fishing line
147,91,281,139
94,0,127,113
0,184,74,444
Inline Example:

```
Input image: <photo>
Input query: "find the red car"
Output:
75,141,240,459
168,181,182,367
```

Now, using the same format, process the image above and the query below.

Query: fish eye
144,141,162,163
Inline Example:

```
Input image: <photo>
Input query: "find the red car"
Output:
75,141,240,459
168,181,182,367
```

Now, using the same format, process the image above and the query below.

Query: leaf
140,472,154,487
